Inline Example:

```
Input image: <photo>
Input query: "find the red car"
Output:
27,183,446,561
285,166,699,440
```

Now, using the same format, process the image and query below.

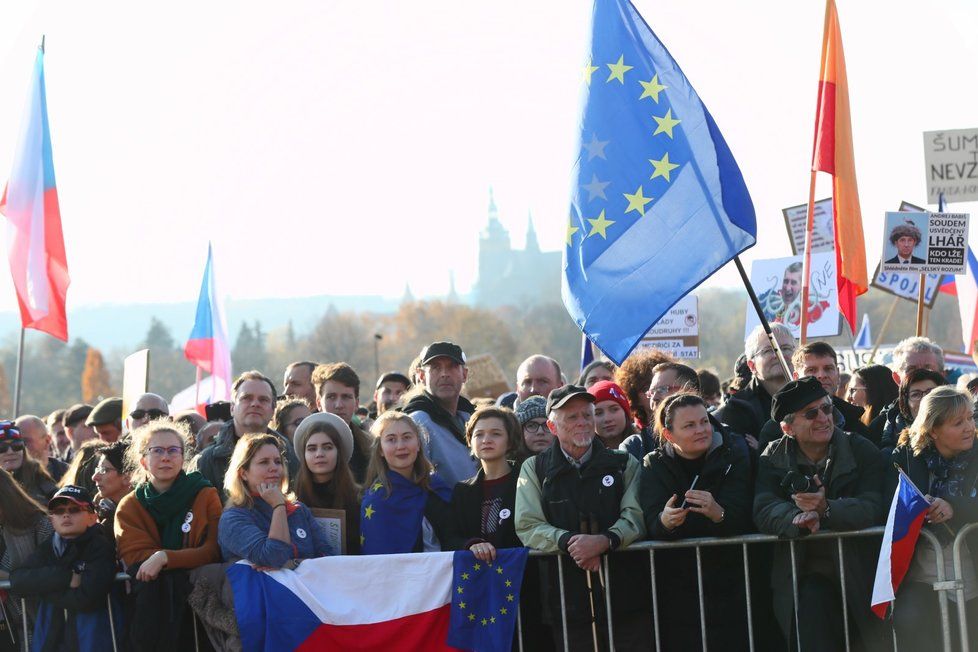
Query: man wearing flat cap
403,341,477,486
754,377,886,651
515,385,648,651
62,404,96,463
87,397,123,443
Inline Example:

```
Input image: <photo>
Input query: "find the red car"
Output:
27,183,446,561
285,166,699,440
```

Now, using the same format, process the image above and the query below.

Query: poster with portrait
744,252,840,339
311,508,346,554
880,211,969,274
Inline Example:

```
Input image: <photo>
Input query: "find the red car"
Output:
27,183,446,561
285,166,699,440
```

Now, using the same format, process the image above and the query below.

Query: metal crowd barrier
0,526,972,652
519,526,970,652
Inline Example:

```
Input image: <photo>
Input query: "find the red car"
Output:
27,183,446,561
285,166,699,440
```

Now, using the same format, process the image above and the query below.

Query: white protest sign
880,211,969,274
637,294,698,358
781,197,834,255
923,128,978,203
744,252,840,339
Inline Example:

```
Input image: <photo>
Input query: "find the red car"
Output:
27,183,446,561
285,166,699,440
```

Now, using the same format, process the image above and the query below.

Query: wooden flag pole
799,170,818,345
735,256,792,379
915,274,926,336
12,329,25,415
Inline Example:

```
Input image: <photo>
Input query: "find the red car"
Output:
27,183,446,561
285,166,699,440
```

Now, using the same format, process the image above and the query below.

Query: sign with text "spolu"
923,128,978,203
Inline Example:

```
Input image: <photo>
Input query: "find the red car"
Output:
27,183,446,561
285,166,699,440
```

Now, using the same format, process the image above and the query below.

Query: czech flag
227,548,528,652
0,43,70,342
871,473,930,618
811,0,867,332
184,243,232,403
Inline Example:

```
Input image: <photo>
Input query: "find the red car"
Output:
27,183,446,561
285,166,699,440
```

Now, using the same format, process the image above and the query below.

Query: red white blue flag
184,243,231,403
871,473,930,618
0,44,70,341
226,548,528,652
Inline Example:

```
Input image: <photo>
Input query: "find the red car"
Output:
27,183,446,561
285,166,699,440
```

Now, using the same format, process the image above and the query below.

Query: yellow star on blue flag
447,548,529,652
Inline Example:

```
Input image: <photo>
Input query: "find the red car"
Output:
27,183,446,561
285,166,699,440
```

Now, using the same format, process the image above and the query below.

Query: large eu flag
446,548,529,652
564,0,757,364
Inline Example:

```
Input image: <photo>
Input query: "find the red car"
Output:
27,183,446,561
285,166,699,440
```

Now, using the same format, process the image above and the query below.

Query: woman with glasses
513,396,552,461
219,433,333,567
640,393,752,650
0,421,57,504
889,386,978,648
114,420,222,651
91,440,131,537
847,364,898,429
879,368,947,451
270,397,313,446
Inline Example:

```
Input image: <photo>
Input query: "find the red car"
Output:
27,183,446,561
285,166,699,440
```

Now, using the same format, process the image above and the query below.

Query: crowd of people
0,331,974,651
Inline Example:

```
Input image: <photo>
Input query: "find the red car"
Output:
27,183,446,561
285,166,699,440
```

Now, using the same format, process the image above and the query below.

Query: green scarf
135,471,212,550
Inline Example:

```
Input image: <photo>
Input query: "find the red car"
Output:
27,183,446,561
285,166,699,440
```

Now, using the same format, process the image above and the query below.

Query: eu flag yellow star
461,572,470,580
652,108,681,138
468,613,476,622
638,74,667,102
649,152,680,182
457,586,464,594
458,601,466,610
505,580,512,587
490,617,496,624
363,505,375,519
566,222,580,246
605,55,633,84
473,563,481,571
583,60,599,85
506,594,514,602
623,186,653,216
496,566,503,574
587,210,615,239
500,607,508,615
481,618,488,626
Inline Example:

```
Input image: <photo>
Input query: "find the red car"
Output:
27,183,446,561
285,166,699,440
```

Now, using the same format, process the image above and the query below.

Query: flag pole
799,173,818,345
915,274,926,336
12,329,25,415
194,366,202,413
869,297,899,363
735,256,792,379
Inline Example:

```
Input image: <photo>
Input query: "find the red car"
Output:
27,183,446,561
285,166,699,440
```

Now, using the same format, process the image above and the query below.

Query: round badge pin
499,508,512,520
184,512,194,523
602,475,614,487
296,528,307,539
181,522,191,533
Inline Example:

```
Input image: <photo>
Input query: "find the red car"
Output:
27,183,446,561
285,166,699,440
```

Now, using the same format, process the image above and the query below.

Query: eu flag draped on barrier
564,0,756,365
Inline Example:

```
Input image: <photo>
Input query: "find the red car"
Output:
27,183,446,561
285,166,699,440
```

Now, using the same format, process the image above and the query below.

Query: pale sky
0,1,975,311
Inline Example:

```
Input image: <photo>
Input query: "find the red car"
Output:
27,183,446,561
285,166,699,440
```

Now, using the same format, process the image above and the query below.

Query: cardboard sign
871,201,944,306
923,128,978,203
880,211,969,274
782,197,834,255
311,508,347,555
461,354,509,399
637,294,698,358
744,252,840,339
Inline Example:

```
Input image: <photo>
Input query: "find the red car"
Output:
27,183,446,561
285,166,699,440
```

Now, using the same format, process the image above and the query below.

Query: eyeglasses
0,442,24,454
846,385,867,395
646,385,682,399
93,466,117,476
49,506,87,517
145,446,184,458
909,388,936,402
799,403,833,421
130,409,168,421
522,421,547,434
754,345,796,359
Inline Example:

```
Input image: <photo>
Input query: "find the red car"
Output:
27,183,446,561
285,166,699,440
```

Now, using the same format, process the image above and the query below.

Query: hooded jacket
404,391,478,486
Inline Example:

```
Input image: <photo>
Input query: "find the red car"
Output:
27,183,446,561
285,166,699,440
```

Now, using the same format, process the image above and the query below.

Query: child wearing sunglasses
10,485,123,651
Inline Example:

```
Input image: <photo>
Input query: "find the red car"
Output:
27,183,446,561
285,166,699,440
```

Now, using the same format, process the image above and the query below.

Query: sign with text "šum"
923,128,978,203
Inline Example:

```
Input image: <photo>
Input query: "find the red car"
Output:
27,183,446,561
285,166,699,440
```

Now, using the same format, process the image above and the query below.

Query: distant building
473,189,561,308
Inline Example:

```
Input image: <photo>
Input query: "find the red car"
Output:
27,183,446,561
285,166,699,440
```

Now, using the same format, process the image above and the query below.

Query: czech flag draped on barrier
184,242,232,404
563,0,756,365
871,473,930,618
226,548,529,652
0,43,70,342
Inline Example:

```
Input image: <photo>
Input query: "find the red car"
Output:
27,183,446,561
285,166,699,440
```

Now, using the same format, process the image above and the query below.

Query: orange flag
811,0,867,332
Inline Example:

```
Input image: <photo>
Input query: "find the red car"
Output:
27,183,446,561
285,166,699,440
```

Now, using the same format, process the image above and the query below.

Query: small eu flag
446,547,529,652
564,0,757,364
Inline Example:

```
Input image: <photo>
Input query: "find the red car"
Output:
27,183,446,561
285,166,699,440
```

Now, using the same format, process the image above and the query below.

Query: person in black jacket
10,485,122,652
640,393,752,651
887,386,978,648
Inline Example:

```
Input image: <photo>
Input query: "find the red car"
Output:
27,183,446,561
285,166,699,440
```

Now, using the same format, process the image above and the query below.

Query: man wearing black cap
515,385,647,651
62,404,96,463
373,371,411,416
754,377,885,651
403,341,477,486
86,397,123,443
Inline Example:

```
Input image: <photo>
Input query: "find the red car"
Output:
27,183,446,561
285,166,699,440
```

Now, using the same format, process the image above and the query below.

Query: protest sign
637,294,698,358
782,197,834,255
880,211,969,274
871,201,943,306
121,349,150,426
923,128,978,203
745,252,840,339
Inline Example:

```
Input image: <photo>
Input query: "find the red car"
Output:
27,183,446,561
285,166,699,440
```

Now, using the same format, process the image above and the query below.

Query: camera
781,470,818,494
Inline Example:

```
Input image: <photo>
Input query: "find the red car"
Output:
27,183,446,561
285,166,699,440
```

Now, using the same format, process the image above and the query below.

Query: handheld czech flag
185,243,232,404
0,42,70,341
871,472,930,618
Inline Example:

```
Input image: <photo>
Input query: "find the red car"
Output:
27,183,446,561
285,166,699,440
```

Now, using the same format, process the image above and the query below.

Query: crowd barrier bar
952,521,978,651
529,526,962,652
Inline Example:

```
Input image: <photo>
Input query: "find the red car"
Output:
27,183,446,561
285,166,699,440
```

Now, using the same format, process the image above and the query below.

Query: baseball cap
546,384,596,414
419,342,466,366
48,485,95,511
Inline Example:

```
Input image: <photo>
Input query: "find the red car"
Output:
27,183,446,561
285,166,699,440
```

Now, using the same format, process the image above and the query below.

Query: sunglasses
799,403,833,421
130,409,168,420
0,442,24,454
49,506,88,517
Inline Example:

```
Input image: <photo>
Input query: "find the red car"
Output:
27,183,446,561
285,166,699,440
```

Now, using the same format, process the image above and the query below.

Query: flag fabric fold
226,548,528,652
0,45,70,341
871,473,930,618
563,0,756,365
811,0,867,332
184,243,232,402
853,313,871,348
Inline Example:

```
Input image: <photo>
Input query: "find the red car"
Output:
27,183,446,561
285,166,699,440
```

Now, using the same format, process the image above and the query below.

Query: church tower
525,211,540,253
477,187,511,285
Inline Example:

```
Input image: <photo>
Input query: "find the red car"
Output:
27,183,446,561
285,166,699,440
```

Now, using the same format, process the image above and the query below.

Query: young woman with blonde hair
218,432,332,568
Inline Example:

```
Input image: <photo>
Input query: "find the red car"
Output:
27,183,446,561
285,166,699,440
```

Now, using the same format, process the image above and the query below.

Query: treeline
1,287,968,416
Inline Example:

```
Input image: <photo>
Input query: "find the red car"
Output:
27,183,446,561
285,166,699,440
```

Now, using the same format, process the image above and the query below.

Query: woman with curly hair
614,348,674,430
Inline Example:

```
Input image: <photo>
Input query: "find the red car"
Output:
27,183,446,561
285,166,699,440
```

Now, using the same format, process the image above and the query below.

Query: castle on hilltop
473,189,561,309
